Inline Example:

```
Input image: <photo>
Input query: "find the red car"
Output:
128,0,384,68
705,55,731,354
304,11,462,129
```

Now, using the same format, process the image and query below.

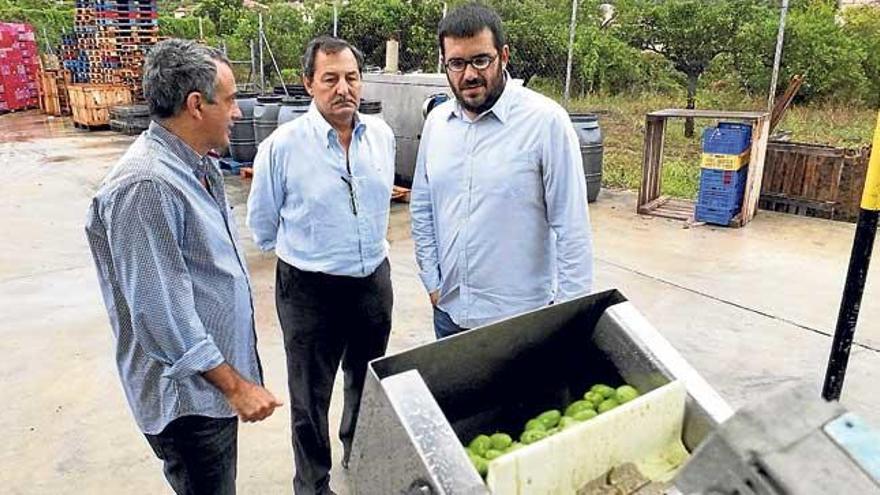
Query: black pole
822,110,880,401
822,210,878,401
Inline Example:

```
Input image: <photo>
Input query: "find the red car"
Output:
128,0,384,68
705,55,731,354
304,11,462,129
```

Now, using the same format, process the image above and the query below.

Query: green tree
620,0,766,136
304,0,443,73
485,0,569,86
195,0,243,35
733,1,868,104
842,6,880,106
0,0,73,51
159,15,217,40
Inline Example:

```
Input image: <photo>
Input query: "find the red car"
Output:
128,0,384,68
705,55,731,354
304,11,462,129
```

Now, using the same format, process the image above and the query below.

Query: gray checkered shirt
85,121,262,434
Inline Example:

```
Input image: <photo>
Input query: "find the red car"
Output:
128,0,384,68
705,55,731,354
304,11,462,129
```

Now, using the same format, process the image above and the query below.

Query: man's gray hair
143,39,231,119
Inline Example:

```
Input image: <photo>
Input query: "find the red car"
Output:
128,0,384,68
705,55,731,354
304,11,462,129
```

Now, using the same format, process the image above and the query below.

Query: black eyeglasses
444,54,497,73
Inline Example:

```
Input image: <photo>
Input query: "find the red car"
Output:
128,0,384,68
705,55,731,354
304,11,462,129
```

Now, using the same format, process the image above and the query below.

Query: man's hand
429,290,439,306
203,363,283,422
226,381,283,422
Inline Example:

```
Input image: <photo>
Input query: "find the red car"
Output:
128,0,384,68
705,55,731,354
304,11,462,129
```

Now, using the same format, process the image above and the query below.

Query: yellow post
824,109,880,400
861,111,880,211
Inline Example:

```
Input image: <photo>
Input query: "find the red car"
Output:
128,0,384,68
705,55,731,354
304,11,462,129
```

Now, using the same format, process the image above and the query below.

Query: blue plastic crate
699,167,748,193
702,122,752,155
695,204,741,225
697,186,744,210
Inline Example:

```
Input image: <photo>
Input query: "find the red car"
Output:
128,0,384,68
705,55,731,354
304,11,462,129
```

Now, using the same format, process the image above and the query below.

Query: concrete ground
1,111,878,494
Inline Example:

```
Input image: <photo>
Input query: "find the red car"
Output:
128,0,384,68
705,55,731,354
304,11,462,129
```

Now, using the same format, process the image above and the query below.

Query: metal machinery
361,73,453,186
348,290,880,494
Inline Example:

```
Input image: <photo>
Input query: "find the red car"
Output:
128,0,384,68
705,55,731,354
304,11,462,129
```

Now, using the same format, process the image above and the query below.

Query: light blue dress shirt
247,104,395,277
85,122,263,435
410,83,594,328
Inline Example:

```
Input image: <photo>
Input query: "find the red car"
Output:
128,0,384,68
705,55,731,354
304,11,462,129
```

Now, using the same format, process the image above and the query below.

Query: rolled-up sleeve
542,110,594,301
246,139,284,251
410,122,442,293
106,180,224,380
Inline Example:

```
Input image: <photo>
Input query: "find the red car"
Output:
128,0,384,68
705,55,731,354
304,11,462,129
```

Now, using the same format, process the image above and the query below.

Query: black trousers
275,258,393,495
144,415,238,495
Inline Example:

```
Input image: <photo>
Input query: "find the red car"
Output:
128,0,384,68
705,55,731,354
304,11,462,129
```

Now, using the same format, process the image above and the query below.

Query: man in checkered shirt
85,39,282,495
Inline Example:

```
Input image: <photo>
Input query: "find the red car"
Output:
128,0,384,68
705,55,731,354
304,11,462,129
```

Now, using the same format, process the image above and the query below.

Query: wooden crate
67,83,131,126
39,70,62,116
759,140,870,222
638,109,771,227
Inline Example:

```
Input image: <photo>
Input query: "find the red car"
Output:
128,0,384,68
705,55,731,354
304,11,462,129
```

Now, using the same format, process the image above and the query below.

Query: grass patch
538,88,877,198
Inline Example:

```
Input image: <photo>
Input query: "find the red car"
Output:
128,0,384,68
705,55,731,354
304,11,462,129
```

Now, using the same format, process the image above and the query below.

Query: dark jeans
433,306,468,339
275,258,393,495
144,415,238,495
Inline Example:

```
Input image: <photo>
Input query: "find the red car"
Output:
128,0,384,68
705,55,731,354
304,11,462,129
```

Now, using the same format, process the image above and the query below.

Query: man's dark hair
301,36,365,79
437,2,506,56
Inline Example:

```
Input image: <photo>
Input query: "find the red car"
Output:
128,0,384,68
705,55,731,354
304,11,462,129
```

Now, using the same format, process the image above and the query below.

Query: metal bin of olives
349,289,733,494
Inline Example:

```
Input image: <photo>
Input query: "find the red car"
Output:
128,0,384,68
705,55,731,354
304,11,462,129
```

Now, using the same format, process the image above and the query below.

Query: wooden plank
814,154,837,203
762,147,780,195
638,195,671,214
639,197,694,221
802,153,818,200
768,141,844,158
835,148,870,221
638,116,666,211
741,115,770,224
760,193,835,211
768,147,786,194
648,109,767,120
769,75,804,132
790,152,807,197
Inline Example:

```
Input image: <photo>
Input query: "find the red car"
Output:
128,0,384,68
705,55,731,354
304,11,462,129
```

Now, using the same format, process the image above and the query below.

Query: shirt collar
307,101,367,149
147,120,211,175
449,71,515,124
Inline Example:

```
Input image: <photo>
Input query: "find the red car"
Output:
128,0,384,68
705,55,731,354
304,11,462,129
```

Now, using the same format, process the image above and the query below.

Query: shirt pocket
485,148,542,203
353,171,391,246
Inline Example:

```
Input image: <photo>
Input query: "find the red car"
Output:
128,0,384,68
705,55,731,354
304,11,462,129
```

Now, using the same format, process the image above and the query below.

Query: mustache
461,78,486,89
332,97,357,105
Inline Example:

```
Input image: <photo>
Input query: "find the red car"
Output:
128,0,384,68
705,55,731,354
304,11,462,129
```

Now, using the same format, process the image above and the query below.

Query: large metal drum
358,98,383,119
253,94,282,145
569,113,604,203
229,92,257,163
277,96,311,126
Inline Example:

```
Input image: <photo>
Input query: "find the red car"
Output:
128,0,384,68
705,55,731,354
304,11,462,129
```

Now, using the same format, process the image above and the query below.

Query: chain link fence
181,0,624,110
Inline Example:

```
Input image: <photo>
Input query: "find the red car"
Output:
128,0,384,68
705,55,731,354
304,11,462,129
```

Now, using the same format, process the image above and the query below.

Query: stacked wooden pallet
38,69,71,116
63,0,158,100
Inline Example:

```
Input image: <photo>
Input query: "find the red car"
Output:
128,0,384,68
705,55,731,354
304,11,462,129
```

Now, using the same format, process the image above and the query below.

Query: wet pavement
1,111,878,494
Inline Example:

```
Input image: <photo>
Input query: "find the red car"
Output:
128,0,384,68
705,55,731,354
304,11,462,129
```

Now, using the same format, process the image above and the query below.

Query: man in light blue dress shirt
247,37,395,495
411,4,594,337
86,40,281,495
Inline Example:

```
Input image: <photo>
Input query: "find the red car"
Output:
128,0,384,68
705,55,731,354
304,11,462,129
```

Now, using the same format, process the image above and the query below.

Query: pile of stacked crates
65,0,158,99
695,122,752,225
0,23,40,112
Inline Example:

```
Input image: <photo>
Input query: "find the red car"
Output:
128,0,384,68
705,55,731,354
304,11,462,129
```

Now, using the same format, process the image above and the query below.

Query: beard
451,64,506,115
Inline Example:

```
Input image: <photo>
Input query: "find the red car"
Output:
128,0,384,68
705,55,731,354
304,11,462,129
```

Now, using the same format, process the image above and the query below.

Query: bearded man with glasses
411,2,595,338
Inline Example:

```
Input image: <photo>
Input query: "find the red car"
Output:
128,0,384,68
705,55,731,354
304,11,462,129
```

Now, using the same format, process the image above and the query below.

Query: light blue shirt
85,122,263,435
410,83,594,328
247,104,395,277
